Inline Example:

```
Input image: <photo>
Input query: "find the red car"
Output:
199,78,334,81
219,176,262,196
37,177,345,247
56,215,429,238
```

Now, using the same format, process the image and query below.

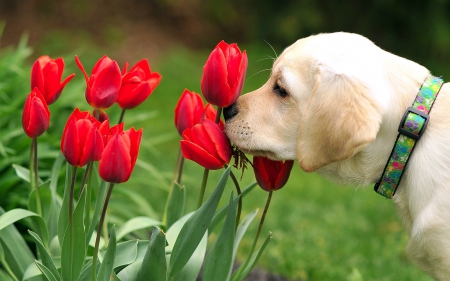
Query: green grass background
2,34,435,280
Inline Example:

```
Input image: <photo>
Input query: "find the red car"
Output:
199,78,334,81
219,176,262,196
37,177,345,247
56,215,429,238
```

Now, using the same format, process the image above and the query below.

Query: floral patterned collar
374,76,444,199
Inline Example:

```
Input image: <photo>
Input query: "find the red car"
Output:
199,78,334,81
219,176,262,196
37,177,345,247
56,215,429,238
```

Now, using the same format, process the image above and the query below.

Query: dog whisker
264,40,278,60
247,68,272,80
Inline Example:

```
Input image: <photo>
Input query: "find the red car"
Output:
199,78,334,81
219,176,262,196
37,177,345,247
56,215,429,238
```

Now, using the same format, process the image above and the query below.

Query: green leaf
86,180,107,247
23,257,61,280
61,189,86,281
113,240,139,269
0,208,49,247
114,186,158,218
57,163,72,248
202,192,237,281
116,260,142,281
232,210,259,269
209,182,257,232
28,183,52,224
35,261,58,281
164,182,186,229
97,226,116,281
116,217,161,241
12,164,44,185
49,153,65,194
231,232,273,281
168,167,230,278
28,230,61,281
0,207,35,281
136,227,167,281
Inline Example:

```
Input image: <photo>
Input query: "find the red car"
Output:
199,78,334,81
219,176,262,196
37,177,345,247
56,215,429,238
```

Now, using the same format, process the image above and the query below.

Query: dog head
224,32,390,172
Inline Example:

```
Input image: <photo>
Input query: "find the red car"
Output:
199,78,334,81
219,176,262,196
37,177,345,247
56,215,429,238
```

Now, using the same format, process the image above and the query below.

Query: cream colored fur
225,32,450,280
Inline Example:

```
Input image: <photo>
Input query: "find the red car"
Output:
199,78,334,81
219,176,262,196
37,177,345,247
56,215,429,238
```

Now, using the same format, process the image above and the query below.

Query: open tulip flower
60,108,105,167
180,119,232,170
31,56,75,104
22,88,50,138
253,156,294,191
99,127,142,183
117,59,162,109
201,40,248,108
174,89,205,135
75,55,122,109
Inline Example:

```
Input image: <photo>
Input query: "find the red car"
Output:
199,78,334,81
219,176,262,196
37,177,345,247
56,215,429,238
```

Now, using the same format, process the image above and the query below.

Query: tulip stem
197,169,209,208
68,165,77,278
215,107,223,123
249,190,273,260
118,108,126,124
228,169,242,230
92,182,115,281
79,161,93,233
30,138,42,216
162,148,184,227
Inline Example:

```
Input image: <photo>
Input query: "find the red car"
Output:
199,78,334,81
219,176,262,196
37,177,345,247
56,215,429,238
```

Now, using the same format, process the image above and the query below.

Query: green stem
93,108,100,120
68,165,77,279
78,162,92,198
91,182,115,281
215,107,223,123
80,162,94,234
197,169,209,208
249,190,272,257
31,138,42,216
118,108,126,124
229,169,242,231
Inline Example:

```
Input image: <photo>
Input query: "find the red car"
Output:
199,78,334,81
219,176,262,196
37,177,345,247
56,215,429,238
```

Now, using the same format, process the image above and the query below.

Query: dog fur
224,32,450,280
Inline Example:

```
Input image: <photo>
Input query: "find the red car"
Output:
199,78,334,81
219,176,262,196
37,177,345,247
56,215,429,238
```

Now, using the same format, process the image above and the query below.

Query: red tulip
180,119,232,170
60,108,104,167
174,89,205,135
75,55,122,109
31,56,75,104
22,88,50,138
253,156,294,191
200,41,248,108
99,127,142,183
117,59,162,109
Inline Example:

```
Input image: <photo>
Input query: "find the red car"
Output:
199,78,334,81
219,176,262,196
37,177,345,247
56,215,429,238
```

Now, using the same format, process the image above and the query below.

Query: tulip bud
31,56,75,104
180,119,232,170
253,156,294,191
117,59,162,109
22,88,51,138
75,55,122,109
174,89,205,135
99,127,142,183
201,41,248,108
60,108,104,167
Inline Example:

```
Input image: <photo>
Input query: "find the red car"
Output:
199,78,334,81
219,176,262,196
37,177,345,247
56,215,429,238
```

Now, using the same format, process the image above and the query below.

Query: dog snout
223,103,239,120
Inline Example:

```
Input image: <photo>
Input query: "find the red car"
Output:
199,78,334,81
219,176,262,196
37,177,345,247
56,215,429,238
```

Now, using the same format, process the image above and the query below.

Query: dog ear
297,62,382,172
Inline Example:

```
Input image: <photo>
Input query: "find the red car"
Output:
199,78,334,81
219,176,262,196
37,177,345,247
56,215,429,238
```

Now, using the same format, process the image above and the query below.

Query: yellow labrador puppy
224,32,450,280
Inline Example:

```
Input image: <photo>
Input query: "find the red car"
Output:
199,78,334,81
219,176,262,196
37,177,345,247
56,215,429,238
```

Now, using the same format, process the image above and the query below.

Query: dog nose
223,104,239,120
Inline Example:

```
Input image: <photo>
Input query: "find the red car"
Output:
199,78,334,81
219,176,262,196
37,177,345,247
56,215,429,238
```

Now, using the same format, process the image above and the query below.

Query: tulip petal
31,59,45,93
274,160,294,190
74,55,90,84
201,47,231,107
180,140,223,170
89,60,122,109
61,115,80,166
202,120,231,164
174,90,204,135
252,157,273,191
117,82,151,109
125,128,142,171
99,133,132,183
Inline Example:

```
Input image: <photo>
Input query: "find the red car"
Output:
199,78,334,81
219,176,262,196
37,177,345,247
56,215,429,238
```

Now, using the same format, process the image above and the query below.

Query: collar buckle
398,107,430,140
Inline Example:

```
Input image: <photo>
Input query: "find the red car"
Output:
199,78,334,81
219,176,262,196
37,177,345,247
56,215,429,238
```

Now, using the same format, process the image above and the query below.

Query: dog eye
274,84,288,98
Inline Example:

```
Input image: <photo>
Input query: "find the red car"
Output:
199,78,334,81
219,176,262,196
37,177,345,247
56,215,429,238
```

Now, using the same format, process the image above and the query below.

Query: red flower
99,127,142,183
31,56,75,104
22,88,50,138
60,108,104,167
180,119,232,170
117,59,162,109
174,89,205,135
253,156,294,191
200,41,248,108
75,55,122,109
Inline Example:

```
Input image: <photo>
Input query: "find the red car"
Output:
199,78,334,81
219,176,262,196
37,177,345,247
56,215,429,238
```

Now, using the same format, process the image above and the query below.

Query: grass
2,34,434,280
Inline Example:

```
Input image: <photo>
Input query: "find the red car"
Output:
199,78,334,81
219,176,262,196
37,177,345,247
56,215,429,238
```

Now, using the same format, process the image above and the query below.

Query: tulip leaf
112,240,139,269
166,212,207,281
97,226,116,281
0,208,49,248
232,209,259,267
28,182,52,224
116,216,161,241
168,167,230,278
231,232,273,281
163,182,186,229
117,259,143,281
12,164,44,185
57,163,72,248
209,181,257,232
0,207,35,281
86,180,108,246
35,261,58,281
28,230,61,281
136,227,167,281
61,189,86,281
202,192,237,281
